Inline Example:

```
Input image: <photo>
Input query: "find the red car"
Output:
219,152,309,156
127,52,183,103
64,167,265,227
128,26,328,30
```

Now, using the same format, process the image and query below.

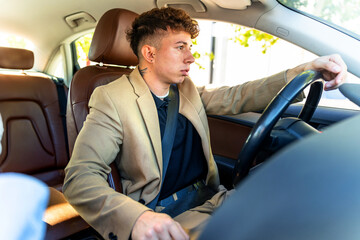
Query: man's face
0,115,3,154
152,30,195,85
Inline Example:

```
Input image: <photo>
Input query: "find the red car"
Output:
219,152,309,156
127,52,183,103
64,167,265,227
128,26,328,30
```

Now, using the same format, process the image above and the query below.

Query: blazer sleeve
197,70,304,115
63,86,150,240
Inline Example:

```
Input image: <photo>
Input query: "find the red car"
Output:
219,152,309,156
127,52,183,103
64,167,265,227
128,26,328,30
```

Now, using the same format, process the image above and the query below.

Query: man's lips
181,69,190,76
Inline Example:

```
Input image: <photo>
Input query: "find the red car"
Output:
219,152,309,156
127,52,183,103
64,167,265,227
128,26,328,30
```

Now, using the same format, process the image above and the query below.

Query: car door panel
208,104,359,188
208,114,258,188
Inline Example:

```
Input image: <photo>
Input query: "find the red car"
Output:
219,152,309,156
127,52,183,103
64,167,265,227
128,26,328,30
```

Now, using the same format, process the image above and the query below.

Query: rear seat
0,46,68,190
0,46,92,239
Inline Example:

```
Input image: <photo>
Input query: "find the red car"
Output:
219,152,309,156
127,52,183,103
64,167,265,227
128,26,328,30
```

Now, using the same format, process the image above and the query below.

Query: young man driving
63,7,347,240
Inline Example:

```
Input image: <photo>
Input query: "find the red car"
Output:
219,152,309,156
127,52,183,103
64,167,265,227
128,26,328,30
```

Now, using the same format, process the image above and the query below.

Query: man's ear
140,45,156,63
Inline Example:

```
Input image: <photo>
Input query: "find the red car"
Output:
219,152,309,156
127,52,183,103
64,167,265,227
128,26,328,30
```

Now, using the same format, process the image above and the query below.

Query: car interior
0,0,359,239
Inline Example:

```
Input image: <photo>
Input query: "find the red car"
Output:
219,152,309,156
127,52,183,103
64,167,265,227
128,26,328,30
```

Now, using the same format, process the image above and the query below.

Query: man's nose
185,50,195,64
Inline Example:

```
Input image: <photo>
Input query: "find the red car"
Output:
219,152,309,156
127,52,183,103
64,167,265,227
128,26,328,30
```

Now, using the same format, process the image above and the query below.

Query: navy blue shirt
151,92,207,200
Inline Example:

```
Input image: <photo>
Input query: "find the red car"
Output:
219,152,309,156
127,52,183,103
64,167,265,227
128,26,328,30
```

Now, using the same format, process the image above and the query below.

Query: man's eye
178,46,184,50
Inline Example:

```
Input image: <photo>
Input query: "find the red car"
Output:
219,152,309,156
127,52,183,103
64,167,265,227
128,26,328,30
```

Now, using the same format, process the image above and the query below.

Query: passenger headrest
0,47,34,70
89,8,139,66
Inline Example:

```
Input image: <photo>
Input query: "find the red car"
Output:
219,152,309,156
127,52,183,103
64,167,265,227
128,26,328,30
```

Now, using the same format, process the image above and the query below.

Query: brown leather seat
67,8,139,192
0,46,68,190
0,46,90,239
47,8,139,238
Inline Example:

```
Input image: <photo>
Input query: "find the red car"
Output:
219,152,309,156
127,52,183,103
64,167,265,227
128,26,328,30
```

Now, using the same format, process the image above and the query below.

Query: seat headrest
89,8,139,66
0,47,34,70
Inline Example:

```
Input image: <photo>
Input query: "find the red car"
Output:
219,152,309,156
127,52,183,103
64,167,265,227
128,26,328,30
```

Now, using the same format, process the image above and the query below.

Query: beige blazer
63,67,289,239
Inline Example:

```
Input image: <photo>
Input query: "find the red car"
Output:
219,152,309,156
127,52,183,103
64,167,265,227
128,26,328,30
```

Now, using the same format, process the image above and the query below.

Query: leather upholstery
67,8,138,159
67,9,139,194
88,8,138,65
0,47,34,70
67,65,133,154
0,46,90,239
0,49,68,190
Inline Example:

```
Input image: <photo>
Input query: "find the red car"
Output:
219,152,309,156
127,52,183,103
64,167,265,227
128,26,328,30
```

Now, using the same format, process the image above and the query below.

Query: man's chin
167,76,186,85
176,76,186,84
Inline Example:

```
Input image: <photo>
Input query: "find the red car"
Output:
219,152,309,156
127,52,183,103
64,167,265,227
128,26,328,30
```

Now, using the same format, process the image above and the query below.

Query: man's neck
139,65,170,96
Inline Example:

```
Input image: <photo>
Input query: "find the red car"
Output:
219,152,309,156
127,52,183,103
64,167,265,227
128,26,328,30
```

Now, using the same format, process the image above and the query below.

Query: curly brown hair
127,7,199,57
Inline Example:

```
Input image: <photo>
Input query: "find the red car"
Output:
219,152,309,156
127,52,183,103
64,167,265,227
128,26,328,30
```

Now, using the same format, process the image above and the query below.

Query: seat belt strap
147,84,179,210
52,78,69,159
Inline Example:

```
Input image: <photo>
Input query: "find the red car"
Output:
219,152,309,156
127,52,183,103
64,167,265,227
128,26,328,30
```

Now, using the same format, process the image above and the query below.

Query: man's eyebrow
175,41,193,47
175,41,189,45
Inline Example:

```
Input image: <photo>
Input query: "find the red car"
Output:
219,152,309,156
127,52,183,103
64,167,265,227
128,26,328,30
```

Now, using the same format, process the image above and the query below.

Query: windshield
278,0,360,39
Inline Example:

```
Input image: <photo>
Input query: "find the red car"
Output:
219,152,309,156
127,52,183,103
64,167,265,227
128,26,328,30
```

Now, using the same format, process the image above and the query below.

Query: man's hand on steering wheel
233,54,348,186
287,54,348,91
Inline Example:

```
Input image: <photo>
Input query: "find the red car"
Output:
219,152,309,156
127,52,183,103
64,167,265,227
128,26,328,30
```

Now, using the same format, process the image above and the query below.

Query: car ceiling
1,0,360,79
0,0,276,71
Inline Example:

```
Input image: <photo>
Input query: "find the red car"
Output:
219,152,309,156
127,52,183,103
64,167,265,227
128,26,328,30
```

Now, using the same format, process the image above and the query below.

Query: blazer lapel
178,80,219,187
129,68,163,173
178,88,211,161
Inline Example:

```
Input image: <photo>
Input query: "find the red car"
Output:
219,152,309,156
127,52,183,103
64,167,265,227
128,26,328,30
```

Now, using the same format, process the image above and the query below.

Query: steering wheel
233,70,324,186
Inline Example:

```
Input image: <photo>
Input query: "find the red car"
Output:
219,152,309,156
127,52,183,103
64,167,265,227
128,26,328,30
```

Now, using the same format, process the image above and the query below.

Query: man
63,7,347,240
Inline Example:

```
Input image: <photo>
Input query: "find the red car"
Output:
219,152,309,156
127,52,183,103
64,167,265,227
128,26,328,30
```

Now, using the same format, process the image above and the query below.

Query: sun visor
157,0,206,13
209,0,254,10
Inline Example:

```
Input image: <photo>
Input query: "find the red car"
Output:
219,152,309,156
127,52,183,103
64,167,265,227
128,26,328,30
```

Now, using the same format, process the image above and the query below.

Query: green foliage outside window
192,25,279,69
74,33,93,67
231,26,279,54
192,38,214,70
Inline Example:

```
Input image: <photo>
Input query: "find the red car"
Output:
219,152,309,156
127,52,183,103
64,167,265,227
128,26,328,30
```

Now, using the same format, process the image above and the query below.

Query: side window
48,32,94,84
47,48,65,80
73,33,94,68
191,20,360,110
190,20,317,86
